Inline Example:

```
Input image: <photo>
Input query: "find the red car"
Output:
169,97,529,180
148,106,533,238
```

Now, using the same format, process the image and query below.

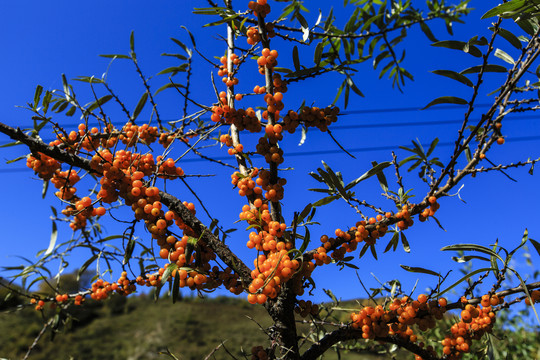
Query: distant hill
0,294,385,360
2,291,538,360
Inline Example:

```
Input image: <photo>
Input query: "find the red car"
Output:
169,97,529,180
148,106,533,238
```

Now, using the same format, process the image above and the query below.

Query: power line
339,103,492,115
11,103,496,129
1,135,539,173
3,113,538,147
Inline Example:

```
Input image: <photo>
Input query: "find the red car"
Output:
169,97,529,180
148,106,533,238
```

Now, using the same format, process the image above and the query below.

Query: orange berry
159,248,169,259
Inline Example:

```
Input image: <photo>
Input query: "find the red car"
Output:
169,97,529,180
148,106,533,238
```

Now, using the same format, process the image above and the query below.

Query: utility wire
1,135,539,173
3,113,538,147
11,103,495,129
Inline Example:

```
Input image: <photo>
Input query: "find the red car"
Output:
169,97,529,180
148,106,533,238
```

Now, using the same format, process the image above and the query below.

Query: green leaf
78,255,98,281
431,70,473,87
42,179,49,199
279,3,295,20
360,13,383,33
154,82,186,96
451,255,491,263
45,221,58,256
273,67,293,74
292,46,300,71
132,92,148,121
370,244,378,260
460,64,507,74
344,81,350,108
172,271,180,303
359,243,370,258
508,267,540,325
494,48,515,65
73,76,104,84
529,238,540,256
491,240,500,278
481,0,528,19
6,155,26,164
33,85,43,110
344,162,391,190
170,38,190,57
516,17,540,36
65,105,77,117
436,268,496,297
344,7,360,33
384,231,399,253
161,263,178,285
400,265,440,277
346,76,364,97
161,53,188,61
85,95,113,113
400,232,410,253
426,138,439,157
97,234,127,243
495,27,523,49
99,54,131,59
203,14,240,28
508,229,529,258
61,74,70,99
130,30,135,53
42,90,52,114
419,21,438,42
53,99,68,112
184,237,198,264
298,227,311,254
441,244,504,262
124,238,135,264
432,40,482,57
314,42,323,65
192,7,229,14
297,203,313,224
333,79,345,105
371,161,388,192
157,65,188,76
0,141,22,148
373,50,390,69
312,195,339,207
422,96,468,110
322,161,346,197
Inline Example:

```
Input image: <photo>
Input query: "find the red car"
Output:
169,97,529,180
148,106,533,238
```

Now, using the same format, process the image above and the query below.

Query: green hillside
0,293,384,360
1,290,538,360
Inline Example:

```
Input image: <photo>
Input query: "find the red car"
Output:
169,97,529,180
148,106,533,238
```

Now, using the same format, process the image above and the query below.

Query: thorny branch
0,122,252,284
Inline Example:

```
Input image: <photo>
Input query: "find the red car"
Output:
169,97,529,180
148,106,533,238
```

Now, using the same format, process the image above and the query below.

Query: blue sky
0,1,539,306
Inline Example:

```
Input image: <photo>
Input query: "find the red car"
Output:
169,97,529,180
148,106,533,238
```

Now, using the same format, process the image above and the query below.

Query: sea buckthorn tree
1,1,540,359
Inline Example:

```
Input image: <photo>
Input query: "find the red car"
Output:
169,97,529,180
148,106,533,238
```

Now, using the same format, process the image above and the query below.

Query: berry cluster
256,134,284,165
282,106,339,133
441,295,502,358
90,275,135,300
120,122,159,146
248,0,271,18
256,169,286,202
231,168,263,197
525,289,540,305
218,54,240,87
257,48,278,75
247,250,300,304
26,152,62,180
418,196,440,222
350,294,448,359
295,299,319,317
250,346,268,360
61,196,106,230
